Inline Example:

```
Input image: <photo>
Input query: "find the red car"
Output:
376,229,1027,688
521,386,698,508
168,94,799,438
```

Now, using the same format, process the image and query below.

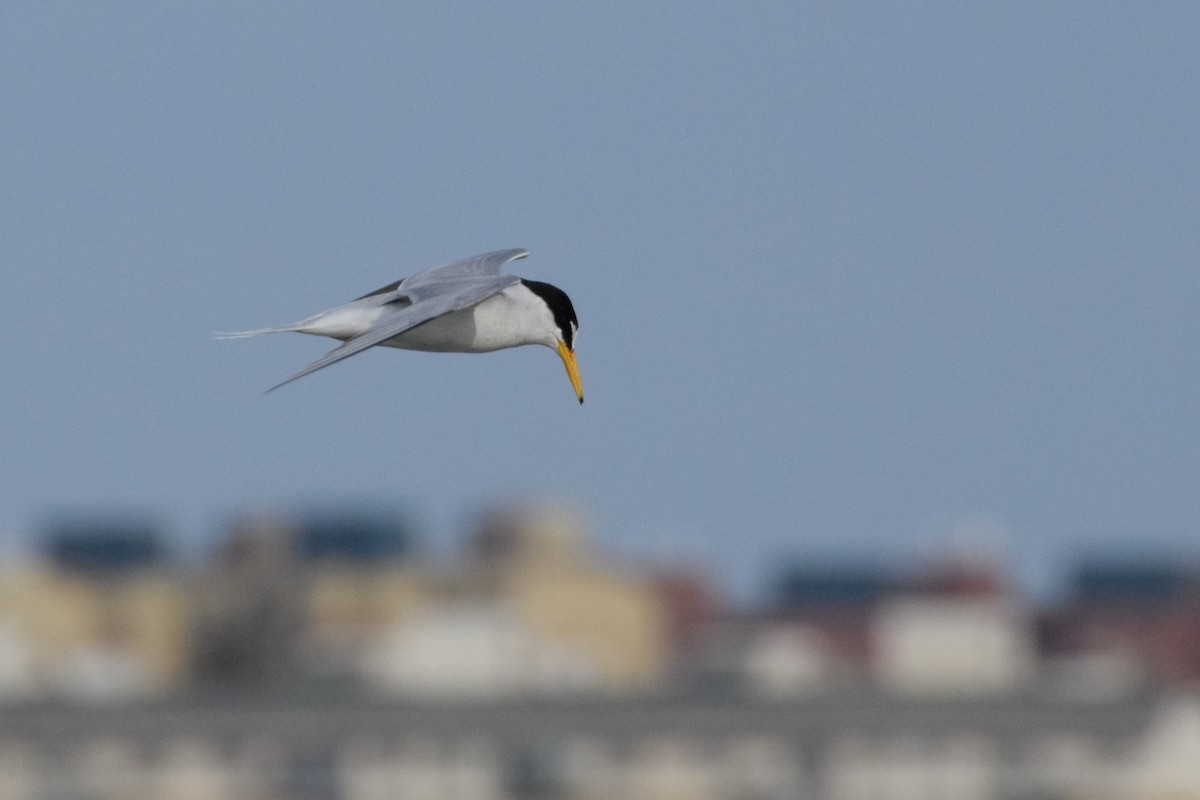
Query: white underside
295,285,557,353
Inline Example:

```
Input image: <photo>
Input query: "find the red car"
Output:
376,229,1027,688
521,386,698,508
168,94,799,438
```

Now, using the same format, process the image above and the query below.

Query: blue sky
3,3,1198,600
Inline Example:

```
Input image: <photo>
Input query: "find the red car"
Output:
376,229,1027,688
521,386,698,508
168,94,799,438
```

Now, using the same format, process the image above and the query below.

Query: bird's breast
382,291,543,353
381,308,480,352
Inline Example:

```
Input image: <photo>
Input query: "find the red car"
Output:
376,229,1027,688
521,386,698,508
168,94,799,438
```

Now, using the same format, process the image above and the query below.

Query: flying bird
221,249,583,403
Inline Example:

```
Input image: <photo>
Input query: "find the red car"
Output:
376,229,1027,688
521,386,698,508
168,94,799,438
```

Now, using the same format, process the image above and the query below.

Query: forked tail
213,325,301,340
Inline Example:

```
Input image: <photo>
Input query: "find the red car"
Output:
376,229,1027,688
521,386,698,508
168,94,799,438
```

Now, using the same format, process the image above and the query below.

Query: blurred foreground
2,504,1200,799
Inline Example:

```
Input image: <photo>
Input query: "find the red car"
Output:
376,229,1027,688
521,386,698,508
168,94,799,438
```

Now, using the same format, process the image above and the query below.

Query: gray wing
402,248,529,289
349,248,528,306
267,274,519,392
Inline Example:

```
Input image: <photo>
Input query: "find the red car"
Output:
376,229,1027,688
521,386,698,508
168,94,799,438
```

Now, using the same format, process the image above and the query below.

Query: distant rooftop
1071,563,1196,604
293,510,412,563
45,518,166,572
772,566,895,610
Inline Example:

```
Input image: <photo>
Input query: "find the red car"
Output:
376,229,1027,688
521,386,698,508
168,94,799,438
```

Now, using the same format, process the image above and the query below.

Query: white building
874,597,1036,694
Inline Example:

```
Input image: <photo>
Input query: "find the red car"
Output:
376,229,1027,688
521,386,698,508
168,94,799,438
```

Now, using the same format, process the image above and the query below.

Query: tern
221,249,583,403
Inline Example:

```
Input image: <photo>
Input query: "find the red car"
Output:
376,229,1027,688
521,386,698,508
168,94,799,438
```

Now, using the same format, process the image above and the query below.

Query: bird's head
521,279,584,404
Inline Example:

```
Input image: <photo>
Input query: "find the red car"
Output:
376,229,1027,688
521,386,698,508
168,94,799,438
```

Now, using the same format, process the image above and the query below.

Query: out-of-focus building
5,508,1200,798
475,505,667,690
652,569,720,655
1040,562,1200,693
295,509,428,684
368,505,668,695
0,519,189,699
874,560,1036,694
193,504,669,696
685,565,892,695
770,565,893,679
685,559,1037,698
192,510,424,687
3,690,1200,800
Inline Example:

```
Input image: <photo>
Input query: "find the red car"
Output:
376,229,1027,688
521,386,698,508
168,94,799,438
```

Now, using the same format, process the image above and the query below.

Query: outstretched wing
403,248,528,288
267,274,519,392
351,249,528,305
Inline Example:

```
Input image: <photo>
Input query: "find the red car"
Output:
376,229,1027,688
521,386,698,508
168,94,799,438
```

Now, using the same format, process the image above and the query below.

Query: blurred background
3,2,1200,799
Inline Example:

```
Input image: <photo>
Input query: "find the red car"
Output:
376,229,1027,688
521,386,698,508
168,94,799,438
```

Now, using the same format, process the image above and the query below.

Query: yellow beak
557,340,584,404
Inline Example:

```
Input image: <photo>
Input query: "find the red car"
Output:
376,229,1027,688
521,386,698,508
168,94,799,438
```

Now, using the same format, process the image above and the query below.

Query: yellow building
281,504,670,695
0,505,670,698
470,505,668,690
0,564,191,697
